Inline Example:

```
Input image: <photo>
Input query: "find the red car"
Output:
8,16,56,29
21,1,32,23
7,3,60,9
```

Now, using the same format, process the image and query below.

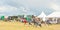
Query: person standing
26,17,32,25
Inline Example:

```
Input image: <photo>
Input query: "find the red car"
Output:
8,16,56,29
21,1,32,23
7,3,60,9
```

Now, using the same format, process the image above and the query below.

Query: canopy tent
46,12,60,24
38,12,46,21
47,12,60,17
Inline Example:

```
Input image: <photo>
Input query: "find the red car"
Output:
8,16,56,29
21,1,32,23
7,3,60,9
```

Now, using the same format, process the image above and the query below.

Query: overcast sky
0,0,60,16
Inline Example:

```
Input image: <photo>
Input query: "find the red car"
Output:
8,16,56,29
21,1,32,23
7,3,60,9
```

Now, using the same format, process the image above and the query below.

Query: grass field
0,21,60,30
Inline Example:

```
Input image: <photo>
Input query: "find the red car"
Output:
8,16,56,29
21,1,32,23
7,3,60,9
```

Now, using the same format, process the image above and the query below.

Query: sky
0,0,60,16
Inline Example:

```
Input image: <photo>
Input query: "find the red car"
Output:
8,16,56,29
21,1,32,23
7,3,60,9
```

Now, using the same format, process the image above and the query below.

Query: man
37,18,42,27
32,17,42,27
26,17,32,25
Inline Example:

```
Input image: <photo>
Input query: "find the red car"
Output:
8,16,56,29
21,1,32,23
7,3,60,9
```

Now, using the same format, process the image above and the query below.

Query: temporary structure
38,12,46,21
47,12,60,17
38,12,46,17
46,12,60,24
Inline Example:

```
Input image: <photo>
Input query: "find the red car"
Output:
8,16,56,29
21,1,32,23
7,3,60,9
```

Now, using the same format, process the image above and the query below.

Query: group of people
19,16,42,27
2,15,53,27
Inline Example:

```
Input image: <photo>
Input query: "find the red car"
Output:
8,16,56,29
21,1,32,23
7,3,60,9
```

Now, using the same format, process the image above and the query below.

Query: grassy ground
0,21,60,30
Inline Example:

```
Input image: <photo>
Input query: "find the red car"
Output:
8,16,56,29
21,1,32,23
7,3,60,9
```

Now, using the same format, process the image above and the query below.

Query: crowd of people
18,16,43,27
1,15,58,27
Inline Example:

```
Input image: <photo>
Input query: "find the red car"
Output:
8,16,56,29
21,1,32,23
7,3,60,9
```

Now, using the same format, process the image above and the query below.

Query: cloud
50,3,60,11
0,5,17,12
0,0,60,16
0,5,18,16
19,7,30,13
1,0,52,8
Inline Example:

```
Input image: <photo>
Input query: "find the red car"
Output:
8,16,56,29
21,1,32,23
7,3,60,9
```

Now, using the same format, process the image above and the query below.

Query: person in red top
23,18,27,25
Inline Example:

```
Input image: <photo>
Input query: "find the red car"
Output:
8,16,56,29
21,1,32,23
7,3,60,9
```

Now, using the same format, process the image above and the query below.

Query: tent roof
38,12,46,17
47,12,60,17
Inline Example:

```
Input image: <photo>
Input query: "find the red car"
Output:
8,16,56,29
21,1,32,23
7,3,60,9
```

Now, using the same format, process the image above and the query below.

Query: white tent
47,12,60,17
46,12,60,23
38,12,46,17
38,12,46,21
